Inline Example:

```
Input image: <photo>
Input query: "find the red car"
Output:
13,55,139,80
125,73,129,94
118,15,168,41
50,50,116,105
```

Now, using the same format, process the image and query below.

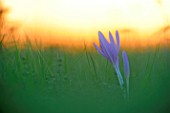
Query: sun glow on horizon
3,0,170,48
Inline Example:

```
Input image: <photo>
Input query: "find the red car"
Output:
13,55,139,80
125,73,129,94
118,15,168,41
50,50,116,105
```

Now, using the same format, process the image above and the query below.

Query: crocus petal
109,31,118,53
122,51,130,78
115,30,120,52
109,31,115,45
109,31,119,57
108,44,118,65
100,40,108,58
98,31,115,64
98,31,110,47
93,43,107,58
97,32,108,58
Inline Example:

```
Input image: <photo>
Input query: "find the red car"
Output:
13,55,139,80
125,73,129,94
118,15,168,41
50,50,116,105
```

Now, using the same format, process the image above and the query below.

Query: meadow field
0,35,170,113
1,0,170,112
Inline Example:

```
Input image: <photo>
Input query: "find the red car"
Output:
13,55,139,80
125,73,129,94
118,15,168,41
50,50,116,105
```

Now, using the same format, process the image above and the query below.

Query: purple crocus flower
93,30,120,68
93,31,124,92
93,30,131,98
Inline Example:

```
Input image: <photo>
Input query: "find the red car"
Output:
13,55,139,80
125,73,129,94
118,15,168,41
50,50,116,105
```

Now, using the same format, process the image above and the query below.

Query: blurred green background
0,43,170,113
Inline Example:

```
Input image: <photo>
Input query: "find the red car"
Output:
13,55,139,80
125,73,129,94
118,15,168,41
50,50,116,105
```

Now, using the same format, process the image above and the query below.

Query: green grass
0,40,170,113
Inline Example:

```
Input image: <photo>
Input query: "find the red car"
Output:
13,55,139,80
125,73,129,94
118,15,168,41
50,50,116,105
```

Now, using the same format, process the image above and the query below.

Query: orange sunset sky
2,0,170,49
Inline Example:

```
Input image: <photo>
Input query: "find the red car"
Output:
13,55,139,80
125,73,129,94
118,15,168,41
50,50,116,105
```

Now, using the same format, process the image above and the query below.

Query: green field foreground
0,41,170,113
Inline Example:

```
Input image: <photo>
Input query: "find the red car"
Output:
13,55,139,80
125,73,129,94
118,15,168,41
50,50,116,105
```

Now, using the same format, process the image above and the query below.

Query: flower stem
114,66,126,98
126,78,129,98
